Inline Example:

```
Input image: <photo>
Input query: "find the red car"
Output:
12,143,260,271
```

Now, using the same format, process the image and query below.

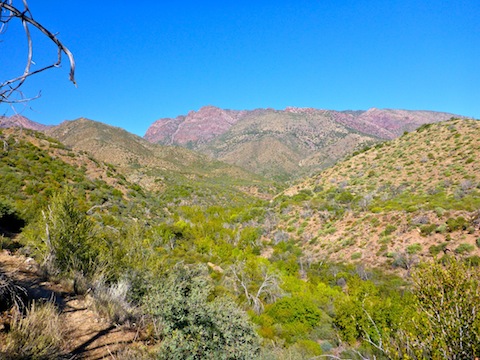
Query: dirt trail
0,250,139,359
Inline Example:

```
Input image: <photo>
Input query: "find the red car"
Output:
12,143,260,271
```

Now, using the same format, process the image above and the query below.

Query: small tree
224,260,283,314
24,189,99,277
412,257,480,359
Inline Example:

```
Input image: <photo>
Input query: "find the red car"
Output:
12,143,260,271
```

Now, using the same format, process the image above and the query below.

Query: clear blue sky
1,0,479,136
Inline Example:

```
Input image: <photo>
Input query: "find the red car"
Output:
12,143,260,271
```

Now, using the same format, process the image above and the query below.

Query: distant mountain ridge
144,106,463,180
0,114,49,131
145,106,461,144
45,118,274,206
0,107,466,182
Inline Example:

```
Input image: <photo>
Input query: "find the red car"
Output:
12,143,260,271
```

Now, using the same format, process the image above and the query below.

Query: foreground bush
4,301,64,359
144,264,260,360
22,189,99,277
373,257,480,360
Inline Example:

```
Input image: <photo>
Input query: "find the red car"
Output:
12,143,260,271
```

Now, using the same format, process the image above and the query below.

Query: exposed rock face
333,108,459,139
144,106,246,145
0,115,49,131
144,106,462,180
146,106,460,146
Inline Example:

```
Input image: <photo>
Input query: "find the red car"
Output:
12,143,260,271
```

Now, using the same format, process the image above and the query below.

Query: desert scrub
446,216,468,232
420,223,437,236
381,224,397,236
406,243,422,255
318,222,336,236
144,264,260,359
429,242,448,256
455,243,475,255
351,252,362,260
4,301,64,359
90,278,138,324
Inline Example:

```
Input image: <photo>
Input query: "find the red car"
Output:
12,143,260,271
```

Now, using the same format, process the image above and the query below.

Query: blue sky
1,0,479,136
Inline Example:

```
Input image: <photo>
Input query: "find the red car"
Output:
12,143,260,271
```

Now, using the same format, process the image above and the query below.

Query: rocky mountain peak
0,114,49,131
144,105,245,145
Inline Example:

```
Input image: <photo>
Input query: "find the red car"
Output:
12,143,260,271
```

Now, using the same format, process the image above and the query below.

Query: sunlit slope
271,119,480,269
46,118,276,206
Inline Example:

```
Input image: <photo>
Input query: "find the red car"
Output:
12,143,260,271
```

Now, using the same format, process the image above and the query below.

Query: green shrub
335,191,355,204
466,255,480,267
406,243,422,255
291,339,322,357
144,264,259,359
420,223,437,236
435,223,447,234
24,189,100,277
455,243,475,254
351,252,362,260
381,224,397,236
265,296,324,343
446,216,468,232
429,242,448,256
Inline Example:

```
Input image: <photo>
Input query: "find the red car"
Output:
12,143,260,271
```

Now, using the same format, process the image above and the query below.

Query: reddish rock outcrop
0,115,49,131
145,106,461,146
145,106,246,145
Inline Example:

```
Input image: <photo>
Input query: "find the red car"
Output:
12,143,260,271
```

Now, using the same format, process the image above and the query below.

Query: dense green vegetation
1,122,479,359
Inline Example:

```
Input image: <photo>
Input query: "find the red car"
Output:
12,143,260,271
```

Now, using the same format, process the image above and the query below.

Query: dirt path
0,250,139,359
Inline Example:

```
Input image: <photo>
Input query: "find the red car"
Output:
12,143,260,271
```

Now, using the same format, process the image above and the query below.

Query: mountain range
44,118,274,207
1,106,467,185
144,106,461,180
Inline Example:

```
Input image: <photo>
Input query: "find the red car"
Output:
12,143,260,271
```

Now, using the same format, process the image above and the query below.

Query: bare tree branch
0,0,76,104
224,261,284,314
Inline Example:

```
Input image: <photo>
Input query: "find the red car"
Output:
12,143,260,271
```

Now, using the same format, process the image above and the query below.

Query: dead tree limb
0,0,76,104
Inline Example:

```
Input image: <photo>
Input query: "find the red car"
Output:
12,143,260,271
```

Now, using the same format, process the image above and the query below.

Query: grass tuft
4,301,64,359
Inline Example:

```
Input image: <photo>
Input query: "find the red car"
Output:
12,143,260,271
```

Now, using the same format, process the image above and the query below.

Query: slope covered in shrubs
272,118,480,269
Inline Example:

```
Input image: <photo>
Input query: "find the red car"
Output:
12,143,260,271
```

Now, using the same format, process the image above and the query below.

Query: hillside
270,118,480,270
144,106,461,180
0,127,166,230
46,118,276,206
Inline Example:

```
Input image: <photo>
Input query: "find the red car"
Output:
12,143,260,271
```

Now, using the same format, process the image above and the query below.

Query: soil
0,250,141,359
